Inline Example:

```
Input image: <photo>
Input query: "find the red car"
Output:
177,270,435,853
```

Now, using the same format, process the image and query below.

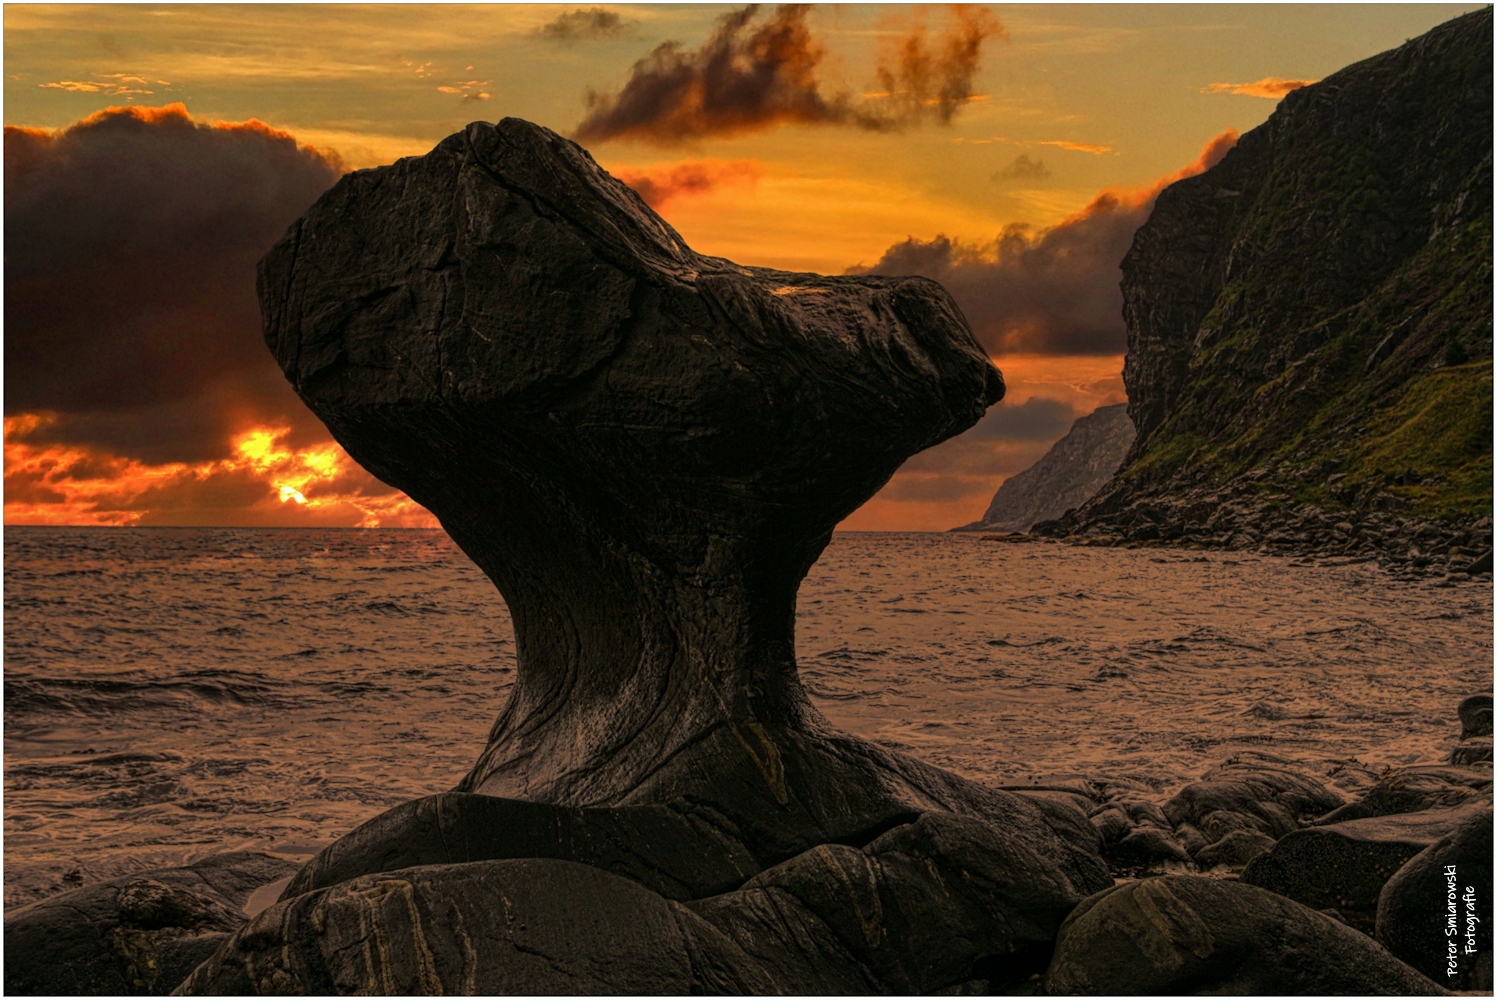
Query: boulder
184,812,1094,995
1458,694,1493,739
1242,795,1492,930
1045,876,1447,994
1376,807,1493,991
1088,806,1133,848
693,811,1089,994
1161,759,1343,847
1109,827,1192,869
1194,828,1276,868
1450,739,1493,765
3,852,300,996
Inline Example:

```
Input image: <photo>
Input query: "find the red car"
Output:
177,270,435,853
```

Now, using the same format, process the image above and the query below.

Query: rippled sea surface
5,527,1491,910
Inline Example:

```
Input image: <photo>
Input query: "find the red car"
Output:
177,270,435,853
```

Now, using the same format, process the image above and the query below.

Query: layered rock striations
957,403,1134,532
1036,8,1493,574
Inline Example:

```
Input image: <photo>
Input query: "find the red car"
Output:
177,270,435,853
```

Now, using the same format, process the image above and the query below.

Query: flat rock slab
4,852,300,996
1045,875,1447,994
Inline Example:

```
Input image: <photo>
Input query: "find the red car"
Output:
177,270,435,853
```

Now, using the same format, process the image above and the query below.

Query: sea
5,526,1491,911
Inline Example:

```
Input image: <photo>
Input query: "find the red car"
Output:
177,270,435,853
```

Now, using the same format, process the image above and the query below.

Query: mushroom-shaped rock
257,118,1036,867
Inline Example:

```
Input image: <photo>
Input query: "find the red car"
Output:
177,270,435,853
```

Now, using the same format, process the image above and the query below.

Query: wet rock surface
690,811,1088,994
3,852,299,996
1045,876,1448,994
1452,695,1494,764
180,858,781,995
1162,759,1345,841
1459,694,1494,739
1316,762,1493,824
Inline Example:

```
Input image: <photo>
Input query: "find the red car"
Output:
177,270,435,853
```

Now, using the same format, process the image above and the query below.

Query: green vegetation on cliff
1074,8,1492,539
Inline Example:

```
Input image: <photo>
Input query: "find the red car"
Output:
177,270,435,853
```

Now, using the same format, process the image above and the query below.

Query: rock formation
209,114,1126,993
17,14,1493,990
2,852,299,995
1242,798,1491,932
250,115,1124,874
181,813,1091,995
955,402,1134,533
1035,7,1493,574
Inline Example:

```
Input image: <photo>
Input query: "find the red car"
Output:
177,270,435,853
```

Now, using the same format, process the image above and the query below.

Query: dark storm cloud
539,7,633,42
861,214,1143,356
573,4,1001,145
859,130,1239,356
4,103,342,463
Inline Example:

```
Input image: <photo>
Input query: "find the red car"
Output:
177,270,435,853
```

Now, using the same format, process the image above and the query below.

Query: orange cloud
39,75,155,96
1038,139,1113,155
868,4,1004,127
4,415,436,528
574,4,1002,144
1202,77,1316,99
1063,128,1239,221
437,80,492,102
613,158,765,208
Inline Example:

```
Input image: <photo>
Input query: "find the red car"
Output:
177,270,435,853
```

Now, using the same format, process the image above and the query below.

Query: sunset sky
4,3,1481,530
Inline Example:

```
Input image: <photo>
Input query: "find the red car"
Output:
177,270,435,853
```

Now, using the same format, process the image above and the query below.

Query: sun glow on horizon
4,415,437,528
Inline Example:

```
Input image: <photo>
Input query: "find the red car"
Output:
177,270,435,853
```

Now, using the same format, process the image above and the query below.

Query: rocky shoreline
1023,497,1493,584
5,695,1489,994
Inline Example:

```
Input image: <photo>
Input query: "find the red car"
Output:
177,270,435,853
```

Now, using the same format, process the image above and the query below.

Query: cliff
958,403,1134,532
1037,8,1493,576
